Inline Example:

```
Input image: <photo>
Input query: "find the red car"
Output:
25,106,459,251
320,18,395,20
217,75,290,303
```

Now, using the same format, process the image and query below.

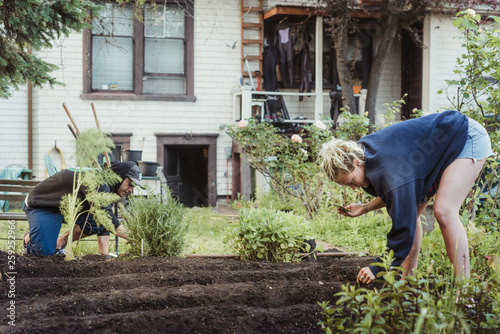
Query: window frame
82,1,195,102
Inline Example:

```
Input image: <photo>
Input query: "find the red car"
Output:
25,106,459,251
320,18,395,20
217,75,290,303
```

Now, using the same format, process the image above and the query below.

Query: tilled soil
0,251,379,334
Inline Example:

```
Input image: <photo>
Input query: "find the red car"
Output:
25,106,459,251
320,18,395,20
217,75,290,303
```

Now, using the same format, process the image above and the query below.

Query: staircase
241,0,263,89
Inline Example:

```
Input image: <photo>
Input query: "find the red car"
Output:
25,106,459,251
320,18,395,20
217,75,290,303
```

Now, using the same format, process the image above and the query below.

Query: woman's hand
338,202,365,217
357,267,375,284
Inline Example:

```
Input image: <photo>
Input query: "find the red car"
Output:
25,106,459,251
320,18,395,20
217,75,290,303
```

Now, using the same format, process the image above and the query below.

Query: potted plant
352,78,362,94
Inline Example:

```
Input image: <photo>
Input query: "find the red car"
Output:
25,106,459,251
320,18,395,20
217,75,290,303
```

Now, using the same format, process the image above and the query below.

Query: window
82,1,194,101
91,4,134,91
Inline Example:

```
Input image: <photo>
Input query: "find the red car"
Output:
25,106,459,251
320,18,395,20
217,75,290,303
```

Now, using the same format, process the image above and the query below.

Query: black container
138,161,160,176
121,150,142,163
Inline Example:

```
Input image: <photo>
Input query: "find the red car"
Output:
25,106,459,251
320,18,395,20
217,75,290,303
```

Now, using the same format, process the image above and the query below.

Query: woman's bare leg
434,158,485,279
401,202,428,277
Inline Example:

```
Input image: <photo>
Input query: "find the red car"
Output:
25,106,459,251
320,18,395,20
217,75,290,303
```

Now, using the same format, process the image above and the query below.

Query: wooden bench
0,179,40,221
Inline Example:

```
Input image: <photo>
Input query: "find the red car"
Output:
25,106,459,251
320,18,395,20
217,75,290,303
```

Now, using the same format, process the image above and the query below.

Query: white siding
423,15,464,113
0,86,29,169
28,0,242,198
373,36,402,124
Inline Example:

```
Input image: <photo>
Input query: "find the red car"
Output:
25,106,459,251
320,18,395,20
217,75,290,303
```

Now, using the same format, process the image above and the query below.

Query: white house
0,0,484,207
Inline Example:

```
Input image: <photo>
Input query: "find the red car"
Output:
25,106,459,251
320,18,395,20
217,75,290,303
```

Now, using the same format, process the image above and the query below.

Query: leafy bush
433,9,500,286
224,208,313,262
318,252,500,333
121,187,186,257
335,107,370,141
442,10,500,228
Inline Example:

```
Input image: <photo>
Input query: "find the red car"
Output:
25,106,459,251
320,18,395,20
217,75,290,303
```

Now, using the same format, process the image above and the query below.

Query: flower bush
237,120,248,128
290,134,303,143
227,118,335,216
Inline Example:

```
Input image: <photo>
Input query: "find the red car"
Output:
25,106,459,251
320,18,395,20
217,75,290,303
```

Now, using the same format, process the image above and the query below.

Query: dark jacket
26,162,136,229
358,110,468,276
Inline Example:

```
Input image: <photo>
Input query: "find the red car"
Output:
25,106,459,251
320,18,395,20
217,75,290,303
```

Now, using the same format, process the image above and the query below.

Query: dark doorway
156,134,218,207
401,23,423,120
165,145,208,207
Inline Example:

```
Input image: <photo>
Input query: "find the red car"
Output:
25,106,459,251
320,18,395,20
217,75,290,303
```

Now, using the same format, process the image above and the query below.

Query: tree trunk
334,17,357,114
365,0,404,125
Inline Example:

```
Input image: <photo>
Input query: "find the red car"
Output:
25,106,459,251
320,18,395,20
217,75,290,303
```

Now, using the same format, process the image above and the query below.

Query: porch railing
232,85,367,123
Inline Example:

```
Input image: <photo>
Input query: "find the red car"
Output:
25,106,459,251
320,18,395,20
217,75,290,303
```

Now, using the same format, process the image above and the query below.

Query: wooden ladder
241,0,263,88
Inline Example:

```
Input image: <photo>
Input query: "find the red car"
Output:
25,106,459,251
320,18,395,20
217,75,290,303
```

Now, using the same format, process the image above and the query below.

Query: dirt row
0,251,377,333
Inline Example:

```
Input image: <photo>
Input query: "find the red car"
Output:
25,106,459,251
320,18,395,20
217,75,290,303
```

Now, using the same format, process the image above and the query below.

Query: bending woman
320,110,494,284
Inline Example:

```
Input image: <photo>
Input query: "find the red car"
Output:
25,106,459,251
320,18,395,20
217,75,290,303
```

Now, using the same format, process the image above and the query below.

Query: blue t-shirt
358,110,468,276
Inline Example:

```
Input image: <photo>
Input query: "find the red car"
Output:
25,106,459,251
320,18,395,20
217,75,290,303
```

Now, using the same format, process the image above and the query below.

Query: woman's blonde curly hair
320,138,365,182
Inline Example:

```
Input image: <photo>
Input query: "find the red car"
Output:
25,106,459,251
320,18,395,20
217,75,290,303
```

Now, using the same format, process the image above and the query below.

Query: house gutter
28,47,33,171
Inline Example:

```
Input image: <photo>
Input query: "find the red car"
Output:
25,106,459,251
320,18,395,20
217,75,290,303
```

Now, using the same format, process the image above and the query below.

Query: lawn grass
308,209,391,255
1,205,390,257
183,207,234,255
0,206,234,256
0,218,29,254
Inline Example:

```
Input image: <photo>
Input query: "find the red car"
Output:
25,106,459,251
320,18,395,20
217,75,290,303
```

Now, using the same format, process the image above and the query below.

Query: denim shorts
457,118,495,162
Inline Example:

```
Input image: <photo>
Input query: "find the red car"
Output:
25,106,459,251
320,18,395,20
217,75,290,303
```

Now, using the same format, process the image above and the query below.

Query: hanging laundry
299,24,312,101
263,44,278,91
275,20,295,88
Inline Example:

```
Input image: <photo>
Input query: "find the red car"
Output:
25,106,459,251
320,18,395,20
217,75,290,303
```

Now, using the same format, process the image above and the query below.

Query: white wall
0,86,29,170
29,0,241,198
373,36,402,124
422,15,464,114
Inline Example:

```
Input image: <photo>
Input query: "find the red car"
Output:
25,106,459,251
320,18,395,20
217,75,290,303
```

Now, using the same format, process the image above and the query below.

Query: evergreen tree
0,0,100,98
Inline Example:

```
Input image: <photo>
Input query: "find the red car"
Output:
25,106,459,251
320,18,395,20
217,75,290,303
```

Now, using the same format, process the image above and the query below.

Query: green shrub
121,187,186,257
318,252,500,333
224,208,313,262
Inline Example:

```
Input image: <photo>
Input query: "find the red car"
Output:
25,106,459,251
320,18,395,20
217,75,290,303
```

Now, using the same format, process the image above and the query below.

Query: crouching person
22,161,142,256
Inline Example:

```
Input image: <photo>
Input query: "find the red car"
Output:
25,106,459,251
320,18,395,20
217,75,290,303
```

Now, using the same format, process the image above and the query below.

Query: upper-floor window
82,1,194,101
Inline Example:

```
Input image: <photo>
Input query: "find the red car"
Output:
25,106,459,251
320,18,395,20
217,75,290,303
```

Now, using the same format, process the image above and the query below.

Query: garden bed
0,250,379,333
